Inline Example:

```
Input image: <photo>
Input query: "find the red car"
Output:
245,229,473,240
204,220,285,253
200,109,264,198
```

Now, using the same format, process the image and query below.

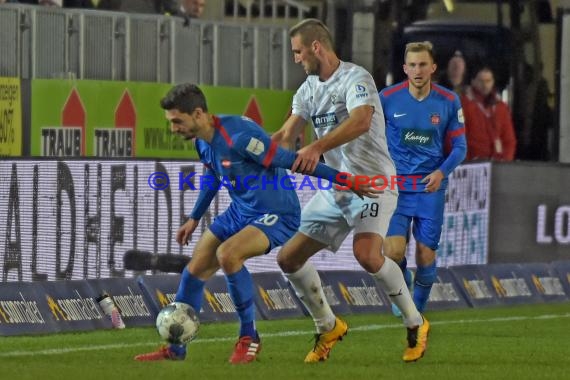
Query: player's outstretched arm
271,114,307,150
292,105,373,174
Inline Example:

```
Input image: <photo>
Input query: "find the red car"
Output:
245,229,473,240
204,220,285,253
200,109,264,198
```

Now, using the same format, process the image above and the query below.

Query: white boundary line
1,312,568,358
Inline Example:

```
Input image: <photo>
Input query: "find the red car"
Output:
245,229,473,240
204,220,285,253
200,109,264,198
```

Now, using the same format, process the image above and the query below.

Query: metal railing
0,4,305,90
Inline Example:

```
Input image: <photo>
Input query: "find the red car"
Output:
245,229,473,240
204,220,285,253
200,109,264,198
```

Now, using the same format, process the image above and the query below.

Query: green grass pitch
1,302,569,380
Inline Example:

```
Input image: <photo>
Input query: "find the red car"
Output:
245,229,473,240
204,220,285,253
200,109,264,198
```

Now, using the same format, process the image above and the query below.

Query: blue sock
169,267,205,353
175,267,205,312
413,261,437,313
225,266,256,338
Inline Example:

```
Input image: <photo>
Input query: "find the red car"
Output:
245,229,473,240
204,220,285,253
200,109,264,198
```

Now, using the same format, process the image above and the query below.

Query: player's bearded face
303,51,320,75
166,109,199,140
291,35,320,75
404,51,436,90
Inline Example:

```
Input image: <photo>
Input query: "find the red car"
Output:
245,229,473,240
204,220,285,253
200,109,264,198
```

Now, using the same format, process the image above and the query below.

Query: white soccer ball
156,302,200,344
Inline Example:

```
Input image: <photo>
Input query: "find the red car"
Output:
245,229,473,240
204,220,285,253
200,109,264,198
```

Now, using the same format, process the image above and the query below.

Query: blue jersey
379,81,467,192
190,115,301,219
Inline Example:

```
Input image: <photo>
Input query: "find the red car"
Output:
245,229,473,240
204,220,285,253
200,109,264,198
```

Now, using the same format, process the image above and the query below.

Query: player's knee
353,250,380,273
276,248,300,273
216,245,239,272
383,239,406,263
416,243,436,266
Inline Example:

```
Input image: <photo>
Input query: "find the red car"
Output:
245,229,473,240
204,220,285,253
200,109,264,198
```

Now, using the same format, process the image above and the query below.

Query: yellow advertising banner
0,77,22,156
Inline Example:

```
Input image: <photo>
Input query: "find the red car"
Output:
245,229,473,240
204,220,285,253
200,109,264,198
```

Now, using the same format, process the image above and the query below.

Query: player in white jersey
272,19,430,363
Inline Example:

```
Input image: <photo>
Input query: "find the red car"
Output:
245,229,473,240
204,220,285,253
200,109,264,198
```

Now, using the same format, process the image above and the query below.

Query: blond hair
289,18,334,50
404,41,435,62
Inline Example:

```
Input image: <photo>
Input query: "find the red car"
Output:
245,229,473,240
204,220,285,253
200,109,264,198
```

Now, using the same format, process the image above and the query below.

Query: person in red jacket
461,65,517,161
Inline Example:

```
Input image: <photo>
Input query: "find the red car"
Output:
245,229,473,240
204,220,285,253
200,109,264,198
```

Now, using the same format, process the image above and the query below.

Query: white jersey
292,61,396,178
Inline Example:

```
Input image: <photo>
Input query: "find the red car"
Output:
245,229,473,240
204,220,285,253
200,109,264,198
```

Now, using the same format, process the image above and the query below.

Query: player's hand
421,170,444,192
345,174,383,199
176,218,200,246
292,143,323,174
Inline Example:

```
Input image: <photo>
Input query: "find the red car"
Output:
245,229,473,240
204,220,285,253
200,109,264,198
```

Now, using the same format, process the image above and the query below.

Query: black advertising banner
489,162,570,264
252,272,306,320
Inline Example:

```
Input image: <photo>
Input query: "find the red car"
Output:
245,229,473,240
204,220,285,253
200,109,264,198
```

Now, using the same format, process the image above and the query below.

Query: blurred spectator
438,50,467,96
63,0,96,8
178,0,205,18
461,65,517,161
39,0,62,5
164,0,205,19
98,0,163,13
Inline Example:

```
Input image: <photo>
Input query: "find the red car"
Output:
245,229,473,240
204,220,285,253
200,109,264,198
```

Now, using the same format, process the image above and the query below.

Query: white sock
370,257,423,328
284,262,336,333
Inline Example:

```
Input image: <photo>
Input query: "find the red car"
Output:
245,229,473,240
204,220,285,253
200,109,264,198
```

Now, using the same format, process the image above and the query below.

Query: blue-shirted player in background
135,83,377,364
379,41,467,316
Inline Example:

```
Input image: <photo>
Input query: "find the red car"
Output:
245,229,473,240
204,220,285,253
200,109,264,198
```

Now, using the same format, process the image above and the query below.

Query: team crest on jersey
430,113,441,125
222,159,231,168
331,93,338,104
355,83,369,99
246,137,265,155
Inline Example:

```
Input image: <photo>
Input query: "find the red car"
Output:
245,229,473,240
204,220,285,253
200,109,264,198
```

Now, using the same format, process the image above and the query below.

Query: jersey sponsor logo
246,137,265,155
355,83,369,99
430,113,441,125
394,112,406,118
458,108,465,123
401,129,434,146
311,112,338,129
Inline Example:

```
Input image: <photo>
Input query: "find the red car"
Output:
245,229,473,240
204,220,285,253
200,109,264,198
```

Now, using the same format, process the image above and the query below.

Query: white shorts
299,189,397,252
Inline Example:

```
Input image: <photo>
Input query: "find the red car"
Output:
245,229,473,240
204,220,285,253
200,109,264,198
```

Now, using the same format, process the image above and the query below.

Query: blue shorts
387,190,445,250
209,203,300,253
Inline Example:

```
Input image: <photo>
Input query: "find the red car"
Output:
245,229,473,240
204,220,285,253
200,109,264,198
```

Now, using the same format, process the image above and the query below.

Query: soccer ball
156,302,200,344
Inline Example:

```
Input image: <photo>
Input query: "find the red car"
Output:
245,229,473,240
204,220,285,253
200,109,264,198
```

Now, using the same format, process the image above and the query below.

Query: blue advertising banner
425,268,470,311
202,275,239,323
252,272,306,320
317,271,352,315
318,271,390,314
551,260,570,296
519,263,568,302
0,281,58,336
137,274,222,322
449,265,500,307
39,280,107,331
88,277,154,327
484,264,543,305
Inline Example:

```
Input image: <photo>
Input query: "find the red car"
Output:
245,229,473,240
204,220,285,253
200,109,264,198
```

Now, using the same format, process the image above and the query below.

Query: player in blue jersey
134,83,377,364
379,41,467,316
